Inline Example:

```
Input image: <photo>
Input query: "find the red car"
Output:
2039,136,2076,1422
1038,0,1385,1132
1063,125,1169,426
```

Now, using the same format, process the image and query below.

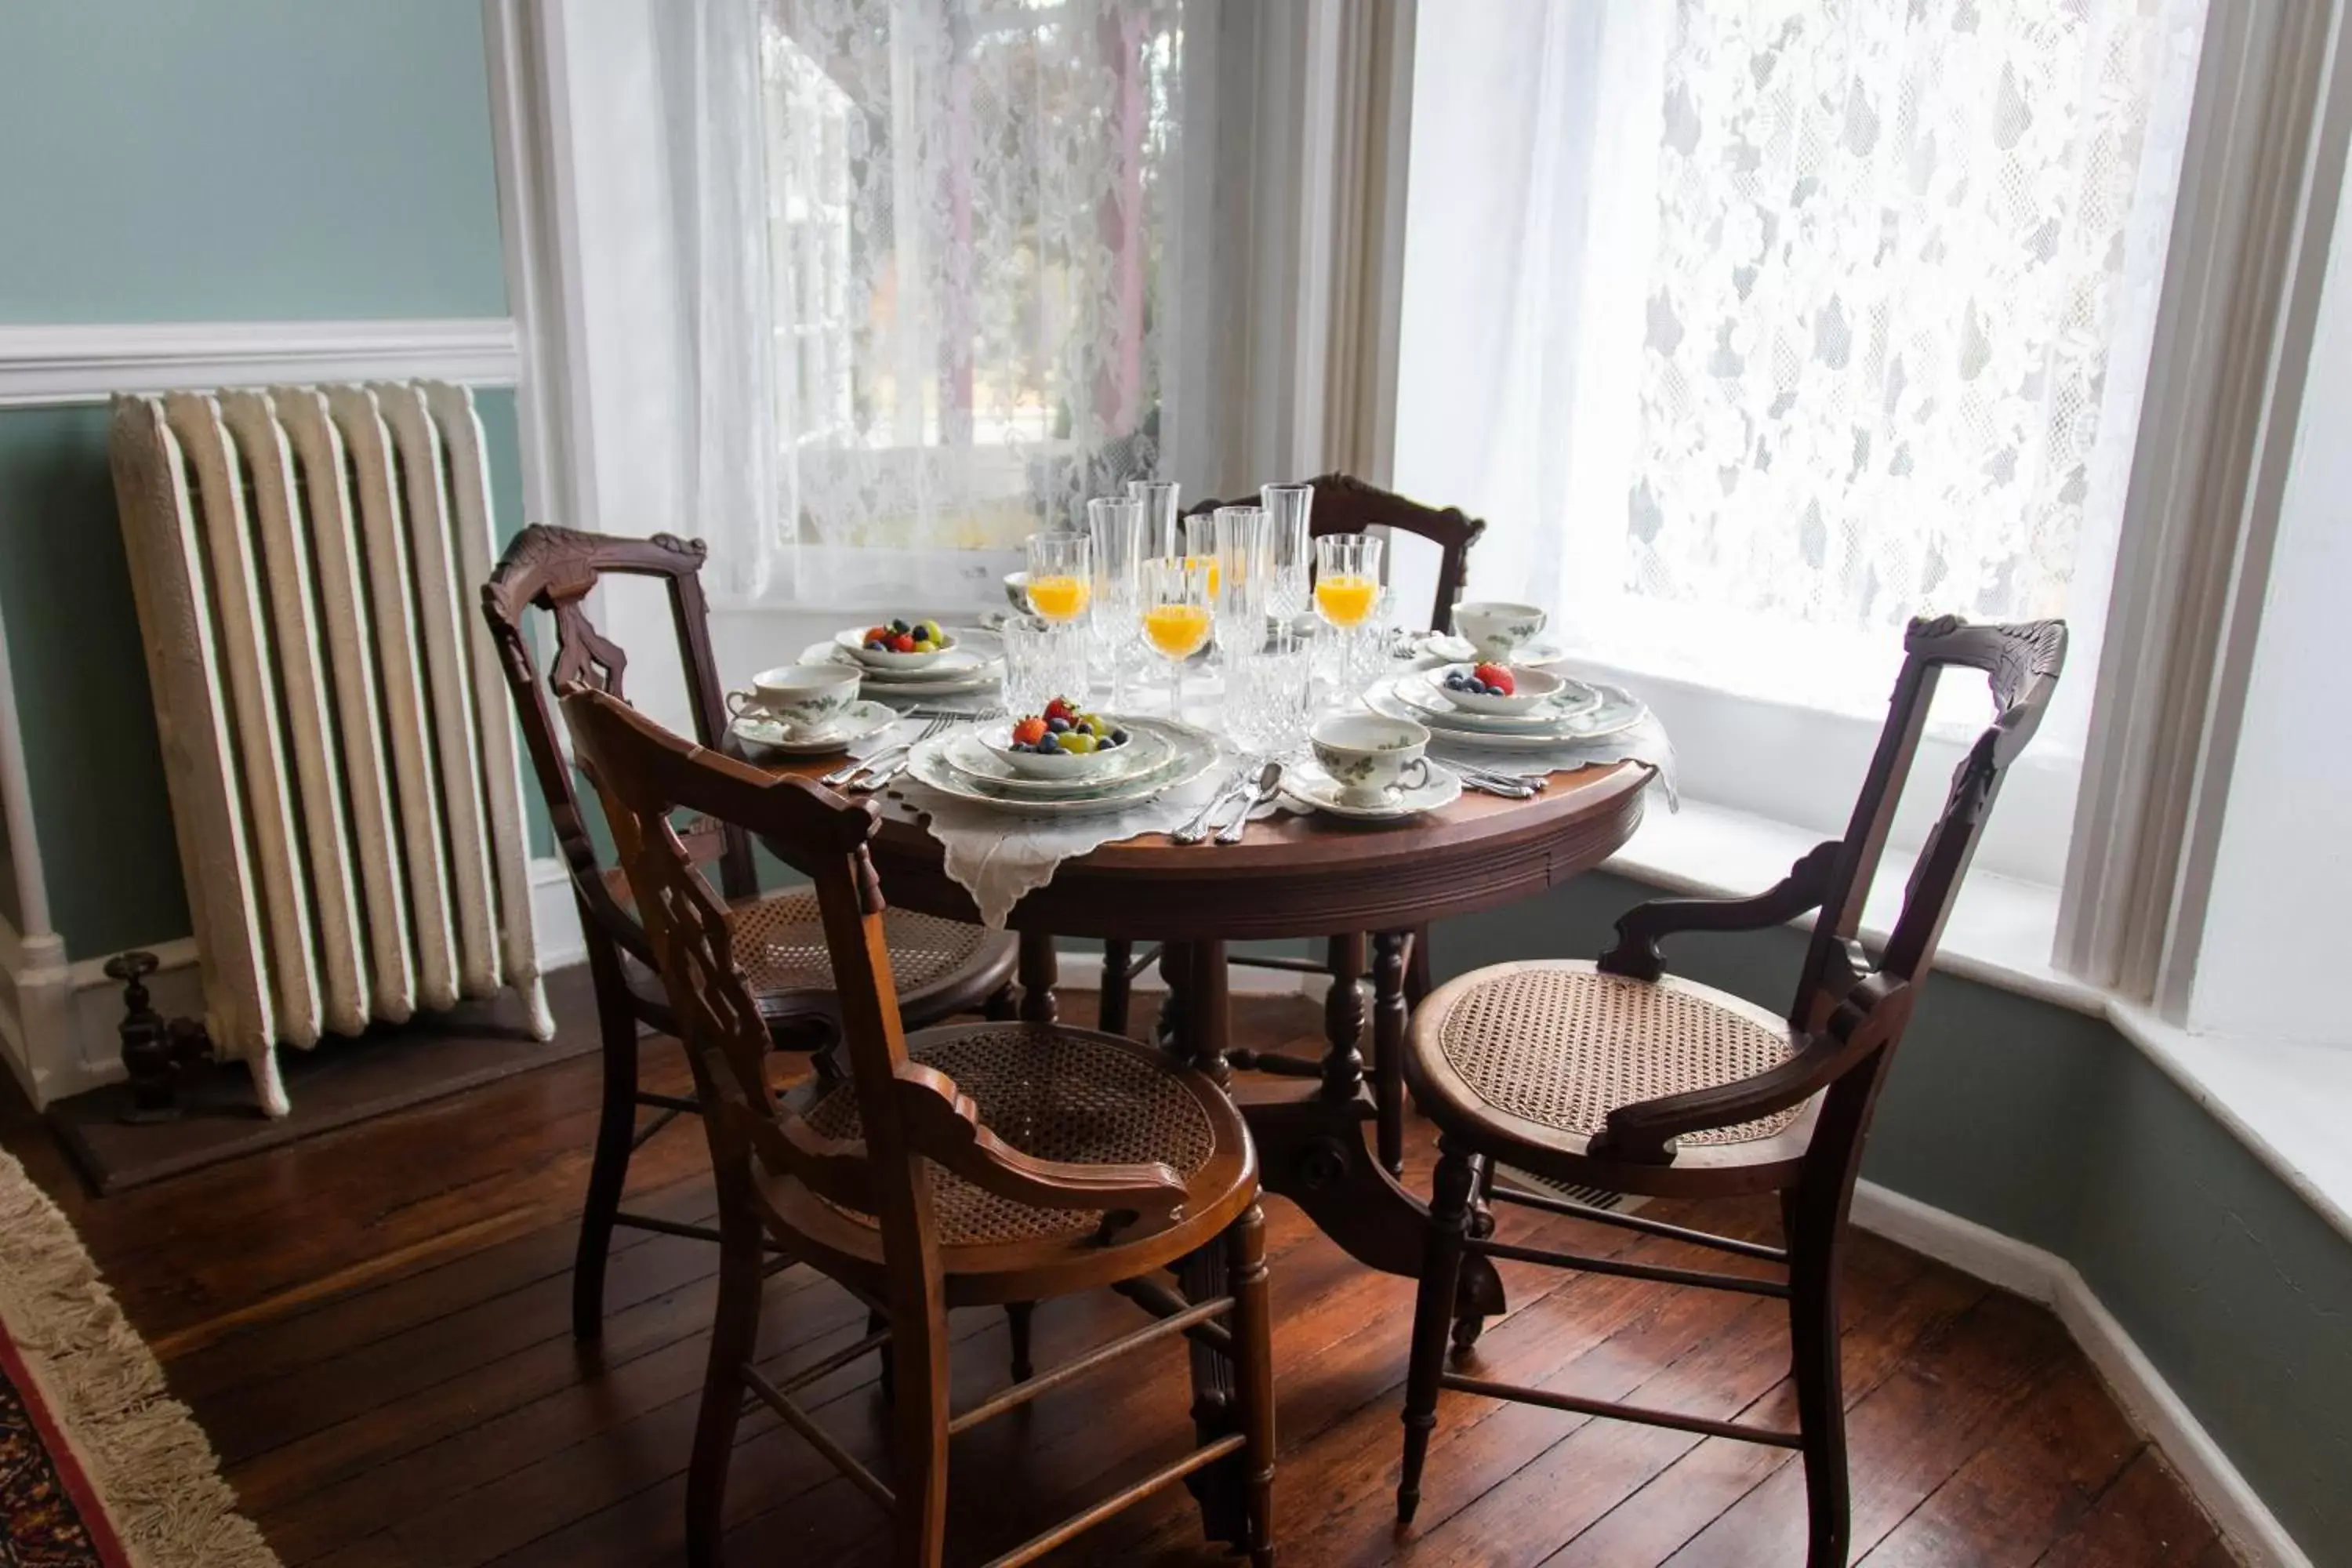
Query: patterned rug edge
0,1146,279,1568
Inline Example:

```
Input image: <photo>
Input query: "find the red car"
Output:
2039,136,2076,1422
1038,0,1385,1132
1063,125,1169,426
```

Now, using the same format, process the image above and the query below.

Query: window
1395,0,2207,882
758,0,1191,606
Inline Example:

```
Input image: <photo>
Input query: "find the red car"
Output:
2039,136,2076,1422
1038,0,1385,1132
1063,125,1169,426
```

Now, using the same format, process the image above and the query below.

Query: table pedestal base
1235,1079,1505,1319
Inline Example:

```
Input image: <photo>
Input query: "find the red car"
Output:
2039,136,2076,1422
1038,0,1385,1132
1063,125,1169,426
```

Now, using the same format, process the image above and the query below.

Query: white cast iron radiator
108,381,553,1116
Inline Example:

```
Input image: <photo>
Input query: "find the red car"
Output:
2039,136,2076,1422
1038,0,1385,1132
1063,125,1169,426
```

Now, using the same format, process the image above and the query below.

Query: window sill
1615,796,2352,1250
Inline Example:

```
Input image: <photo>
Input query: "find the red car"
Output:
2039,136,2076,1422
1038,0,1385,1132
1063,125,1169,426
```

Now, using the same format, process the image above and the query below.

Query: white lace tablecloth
843,677,1673,929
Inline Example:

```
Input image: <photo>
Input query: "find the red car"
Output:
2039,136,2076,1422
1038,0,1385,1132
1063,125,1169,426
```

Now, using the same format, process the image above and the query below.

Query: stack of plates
800,628,1004,699
1367,670,1649,752
902,717,1220,815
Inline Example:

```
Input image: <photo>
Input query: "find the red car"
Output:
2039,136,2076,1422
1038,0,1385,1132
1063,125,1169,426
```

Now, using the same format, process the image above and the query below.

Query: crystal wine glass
1087,495,1145,710
1140,555,1214,719
1025,532,1093,626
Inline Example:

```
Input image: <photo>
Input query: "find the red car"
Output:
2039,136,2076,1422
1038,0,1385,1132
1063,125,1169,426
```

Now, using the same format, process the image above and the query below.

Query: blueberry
1036,732,1062,753
889,618,909,633
1109,728,1128,746
1047,716,1070,732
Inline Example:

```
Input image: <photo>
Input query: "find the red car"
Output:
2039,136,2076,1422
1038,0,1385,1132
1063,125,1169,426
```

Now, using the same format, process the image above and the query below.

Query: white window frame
487,0,2348,1022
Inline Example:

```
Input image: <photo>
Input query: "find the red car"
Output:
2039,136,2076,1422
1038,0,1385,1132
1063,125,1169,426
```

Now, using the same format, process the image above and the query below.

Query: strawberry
889,632,916,652
1012,716,1048,745
1472,662,1515,695
1044,695,1076,720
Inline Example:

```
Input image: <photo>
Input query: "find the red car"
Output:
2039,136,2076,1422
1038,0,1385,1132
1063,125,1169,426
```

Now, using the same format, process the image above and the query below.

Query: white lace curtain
1395,0,2207,742
662,0,1192,608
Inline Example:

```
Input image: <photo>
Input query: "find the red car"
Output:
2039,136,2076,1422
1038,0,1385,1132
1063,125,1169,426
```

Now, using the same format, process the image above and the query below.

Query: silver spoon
1215,760,1285,844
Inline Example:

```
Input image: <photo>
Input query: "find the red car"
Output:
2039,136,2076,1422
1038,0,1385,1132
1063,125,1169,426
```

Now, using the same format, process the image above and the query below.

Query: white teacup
1311,713,1432,806
726,663,860,733
1454,601,1548,661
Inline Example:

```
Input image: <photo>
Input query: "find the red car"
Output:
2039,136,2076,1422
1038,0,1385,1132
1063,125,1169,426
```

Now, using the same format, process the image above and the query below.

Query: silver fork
1171,767,1252,844
851,707,1000,793
827,711,960,789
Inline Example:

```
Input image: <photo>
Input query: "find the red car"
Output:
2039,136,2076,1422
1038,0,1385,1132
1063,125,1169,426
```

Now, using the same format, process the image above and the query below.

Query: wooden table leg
1165,949,1508,1329
1321,934,1366,1099
1186,938,1232,1087
1371,930,1409,1178
1016,929,1058,1024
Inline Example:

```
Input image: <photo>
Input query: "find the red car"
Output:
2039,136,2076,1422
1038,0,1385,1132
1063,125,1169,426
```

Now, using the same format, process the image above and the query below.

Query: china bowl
979,718,1135,780
1453,601,1548,661
1433,663,1566,717
837,624,958,671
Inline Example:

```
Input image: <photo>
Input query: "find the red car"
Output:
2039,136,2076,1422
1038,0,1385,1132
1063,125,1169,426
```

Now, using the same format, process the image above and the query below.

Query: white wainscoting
0,318,521,407
1852,1181,2312,1568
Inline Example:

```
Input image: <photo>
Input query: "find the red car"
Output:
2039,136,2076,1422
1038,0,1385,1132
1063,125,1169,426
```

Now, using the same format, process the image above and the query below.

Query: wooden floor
1,992,2229,1567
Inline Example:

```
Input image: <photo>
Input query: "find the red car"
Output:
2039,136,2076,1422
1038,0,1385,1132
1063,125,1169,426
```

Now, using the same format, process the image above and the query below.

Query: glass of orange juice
1025,532,1093,625
1141,556,1214,717
1314,532,1385,697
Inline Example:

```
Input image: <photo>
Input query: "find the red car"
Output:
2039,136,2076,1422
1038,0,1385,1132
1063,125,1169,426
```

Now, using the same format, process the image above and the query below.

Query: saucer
729,700,899,756
1281,759,1462,821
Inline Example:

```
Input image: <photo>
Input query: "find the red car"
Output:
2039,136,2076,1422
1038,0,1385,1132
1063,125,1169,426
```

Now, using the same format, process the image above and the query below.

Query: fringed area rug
0,1147,278,1566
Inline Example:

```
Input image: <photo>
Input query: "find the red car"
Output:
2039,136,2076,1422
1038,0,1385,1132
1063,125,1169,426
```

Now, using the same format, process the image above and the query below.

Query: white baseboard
0,318,522,406
531,855,586,972
1852,1181,2310,1568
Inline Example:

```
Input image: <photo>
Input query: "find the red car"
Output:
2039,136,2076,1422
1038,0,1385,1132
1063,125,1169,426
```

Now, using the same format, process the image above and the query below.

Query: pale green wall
0,0,507,322
0,0,521,959
1436,873,2352,1563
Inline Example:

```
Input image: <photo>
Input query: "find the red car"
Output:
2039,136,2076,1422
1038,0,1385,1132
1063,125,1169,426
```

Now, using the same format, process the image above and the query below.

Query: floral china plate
729,700,900,756
1281,758,1462,821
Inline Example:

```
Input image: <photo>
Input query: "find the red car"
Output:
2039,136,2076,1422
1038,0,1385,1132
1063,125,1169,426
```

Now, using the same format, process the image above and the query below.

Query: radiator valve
103,951,213,1123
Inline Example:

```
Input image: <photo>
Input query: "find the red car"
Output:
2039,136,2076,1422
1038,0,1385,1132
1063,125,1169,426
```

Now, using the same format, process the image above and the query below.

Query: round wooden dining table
743,746,1656,1323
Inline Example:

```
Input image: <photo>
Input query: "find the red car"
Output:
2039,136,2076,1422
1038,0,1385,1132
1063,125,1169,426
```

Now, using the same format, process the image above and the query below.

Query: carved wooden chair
481,525,1018,1340
1100,474,1486,1174
1394,616,2066,1566
561,684,1276,1568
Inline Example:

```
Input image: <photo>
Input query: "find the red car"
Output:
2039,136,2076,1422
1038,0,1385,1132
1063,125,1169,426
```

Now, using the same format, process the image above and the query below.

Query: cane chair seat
1407,960,1820,1196
722,890,1015,1019
760,1022,1258,1308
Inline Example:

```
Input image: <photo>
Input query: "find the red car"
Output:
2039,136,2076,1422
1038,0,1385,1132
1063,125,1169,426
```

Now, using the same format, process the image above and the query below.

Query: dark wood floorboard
0,989,2231,1566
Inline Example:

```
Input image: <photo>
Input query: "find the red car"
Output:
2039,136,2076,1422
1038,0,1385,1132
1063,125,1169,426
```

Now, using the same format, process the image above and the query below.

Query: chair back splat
1794,615,2068,1029
480,524,757,924
1186,473,1486,633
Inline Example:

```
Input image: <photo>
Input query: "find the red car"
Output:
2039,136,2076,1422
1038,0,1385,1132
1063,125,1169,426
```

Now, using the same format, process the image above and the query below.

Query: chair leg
1006,1301,1036,1382
1398,1141,1478,1527
1226,1203,1278,1568
1099,938,1134,1036
886,1294,953,1568
1371,931,1410,1177
981,982,1018,1022
1786,1182,1852,1568
870,1306,895,1403
685,1203,764,1566
574,957,641,1342
1403,922,1432,1009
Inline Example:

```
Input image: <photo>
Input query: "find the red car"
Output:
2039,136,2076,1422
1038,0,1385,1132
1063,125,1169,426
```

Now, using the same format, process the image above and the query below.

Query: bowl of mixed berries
984,697,1134,779
844,617,956,670
1437,661,1565,717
